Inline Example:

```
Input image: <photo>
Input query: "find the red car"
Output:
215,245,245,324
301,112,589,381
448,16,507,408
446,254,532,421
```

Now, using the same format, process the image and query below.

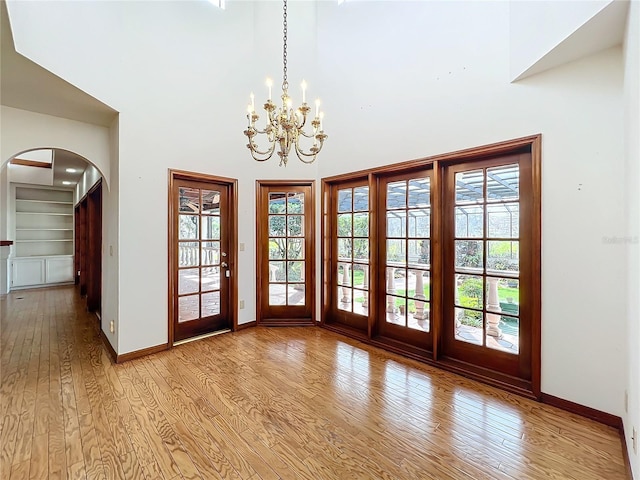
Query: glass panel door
443,159,527,378
173,180,230,342
257,182,314,325
377,170,432,352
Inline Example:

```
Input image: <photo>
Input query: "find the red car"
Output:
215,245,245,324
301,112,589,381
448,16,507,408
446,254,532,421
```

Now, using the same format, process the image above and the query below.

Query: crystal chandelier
244,0,327,167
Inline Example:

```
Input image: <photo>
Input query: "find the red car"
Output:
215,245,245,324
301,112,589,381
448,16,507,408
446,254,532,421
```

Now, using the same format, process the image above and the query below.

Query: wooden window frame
321,135,541,398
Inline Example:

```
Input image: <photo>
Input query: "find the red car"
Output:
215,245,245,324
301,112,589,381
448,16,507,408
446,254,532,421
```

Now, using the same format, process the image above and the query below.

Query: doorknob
221,262,228,268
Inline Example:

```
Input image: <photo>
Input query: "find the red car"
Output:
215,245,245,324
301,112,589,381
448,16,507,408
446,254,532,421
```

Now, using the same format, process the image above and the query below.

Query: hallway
0,286,630,479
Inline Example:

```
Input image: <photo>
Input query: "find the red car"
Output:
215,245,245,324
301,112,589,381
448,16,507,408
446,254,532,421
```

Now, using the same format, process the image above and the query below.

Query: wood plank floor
0,286,629,480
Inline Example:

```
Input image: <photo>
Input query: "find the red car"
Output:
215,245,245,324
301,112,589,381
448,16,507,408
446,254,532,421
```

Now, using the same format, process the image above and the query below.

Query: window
322,136,541,396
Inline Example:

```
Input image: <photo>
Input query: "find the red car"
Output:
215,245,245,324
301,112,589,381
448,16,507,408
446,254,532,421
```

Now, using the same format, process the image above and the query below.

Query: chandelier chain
282,0,288,92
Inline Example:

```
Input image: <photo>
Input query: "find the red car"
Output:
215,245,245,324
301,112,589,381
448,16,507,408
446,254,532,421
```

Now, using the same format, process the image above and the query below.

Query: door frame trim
167,169,238,347
255,179,316,326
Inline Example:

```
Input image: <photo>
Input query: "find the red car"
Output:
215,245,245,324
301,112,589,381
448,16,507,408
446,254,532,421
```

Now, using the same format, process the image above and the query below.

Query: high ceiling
0,1,117,127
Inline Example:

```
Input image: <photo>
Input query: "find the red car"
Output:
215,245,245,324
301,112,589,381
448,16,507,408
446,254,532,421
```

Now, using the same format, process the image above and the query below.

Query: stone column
362,267,369,309
386,267,396,313
341,263,350,303
486,277,503,338
412,270,428,320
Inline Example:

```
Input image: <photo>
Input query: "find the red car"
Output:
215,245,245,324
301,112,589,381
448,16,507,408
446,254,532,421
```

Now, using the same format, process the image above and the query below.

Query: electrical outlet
109,320,115,334
625,390,628,413
633,428,637,455
239,243,245,251
239,300,245,309
109,245,113,256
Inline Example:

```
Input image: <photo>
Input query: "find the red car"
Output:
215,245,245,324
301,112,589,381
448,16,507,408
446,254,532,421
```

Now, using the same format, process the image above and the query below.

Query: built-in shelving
14,187,74,259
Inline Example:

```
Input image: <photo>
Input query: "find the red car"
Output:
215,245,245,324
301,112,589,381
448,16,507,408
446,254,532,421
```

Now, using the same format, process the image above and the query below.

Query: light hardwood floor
0,286,629,479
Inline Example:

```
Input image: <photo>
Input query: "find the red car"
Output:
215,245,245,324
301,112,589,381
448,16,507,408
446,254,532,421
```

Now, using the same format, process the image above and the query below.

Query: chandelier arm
246,136,277,157
248,142,277,161
294,147,318,164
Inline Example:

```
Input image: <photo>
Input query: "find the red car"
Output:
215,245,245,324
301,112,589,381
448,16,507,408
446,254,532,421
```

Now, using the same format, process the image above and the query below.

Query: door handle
221,262,228,268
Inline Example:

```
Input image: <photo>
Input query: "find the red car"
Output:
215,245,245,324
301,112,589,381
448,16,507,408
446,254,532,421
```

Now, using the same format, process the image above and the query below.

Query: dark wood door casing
256,180,315,326
168,170,238,346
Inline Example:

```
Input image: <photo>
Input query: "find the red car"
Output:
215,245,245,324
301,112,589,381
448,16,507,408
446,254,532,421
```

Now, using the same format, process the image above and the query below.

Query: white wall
624,0,640,475
3,0,629,419
8,163,53,186
0,107,111,188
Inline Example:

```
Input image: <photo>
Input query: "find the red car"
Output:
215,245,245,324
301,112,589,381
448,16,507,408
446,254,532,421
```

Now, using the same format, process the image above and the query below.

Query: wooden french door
376,169,433,353
170,174,235,342
256,181,315,325
441,154,532,383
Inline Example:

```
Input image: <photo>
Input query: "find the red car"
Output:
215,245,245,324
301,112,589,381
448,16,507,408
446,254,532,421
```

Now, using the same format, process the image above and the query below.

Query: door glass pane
386,296,405,325
387,181,407,209
408,301,429,332
338,238,352,260
202,190,220,214
353,289,368,315
201,216,220,240
454,308,483,345
269,284,286,305
269,261,286,282
338,189,353,213
455,275,484,309
455,169,484,204
201,242,220,266
179,188,200,213
486,277,519,315
387,239,406,264
287,284,305,306
487,203,519,238
487,164,519,202
287,216,303,237
287,192,304,213
386,268,406,295
179,268,199,295
408,178,430,207
353,212,369,236
179,215,198,240
285,239,303,260
455,206,484,238
408,240,429,267
179,242,199,267
487,241,519,273
407,270,430,300
269,193,286,213
287,261,303,282
486,315,519,354
455,240,483,270
387,211,407,237
178,295,199,322
338,214,352,237
353,264,368,289
202,292,220,316
408,209,430,237
338,287,352,311
353,187,369,211
269,239,286,259
269,216,286,237
201,267,220,293
353,239,369,261
337,263,352,286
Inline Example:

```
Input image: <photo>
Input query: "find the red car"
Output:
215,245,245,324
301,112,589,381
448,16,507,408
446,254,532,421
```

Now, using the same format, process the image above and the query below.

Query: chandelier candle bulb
266,78,273,100
301,80,307,103
315,99,320,117
250,92,255,111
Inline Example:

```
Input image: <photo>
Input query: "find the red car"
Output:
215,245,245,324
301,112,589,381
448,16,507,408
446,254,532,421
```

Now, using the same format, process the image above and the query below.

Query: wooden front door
170,173,237,343
256,181,315,325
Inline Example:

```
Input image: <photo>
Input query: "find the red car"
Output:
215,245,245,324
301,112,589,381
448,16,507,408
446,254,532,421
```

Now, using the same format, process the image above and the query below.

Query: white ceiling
0,1,118,127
